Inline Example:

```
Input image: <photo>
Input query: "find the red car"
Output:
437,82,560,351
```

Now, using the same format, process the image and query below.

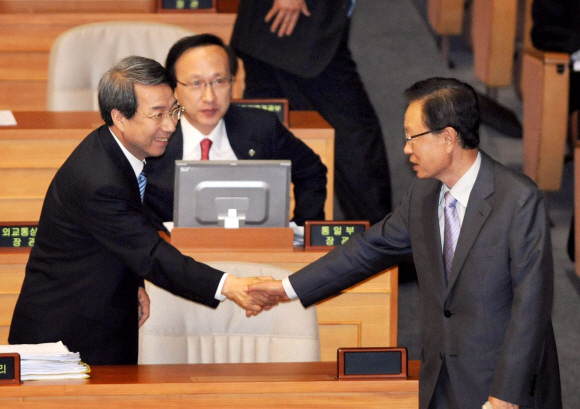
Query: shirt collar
109,127,145,178
440,151,481,208
181,116,226,152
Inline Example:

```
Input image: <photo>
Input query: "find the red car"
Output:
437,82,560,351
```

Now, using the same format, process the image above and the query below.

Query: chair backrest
138,261,320,364
46,21,194,111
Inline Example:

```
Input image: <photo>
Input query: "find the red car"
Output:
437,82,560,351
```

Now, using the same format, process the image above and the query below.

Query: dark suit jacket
531,0,580,54
9,125,224,365
288,151,561,408
230,0,351,77
144,104,327,229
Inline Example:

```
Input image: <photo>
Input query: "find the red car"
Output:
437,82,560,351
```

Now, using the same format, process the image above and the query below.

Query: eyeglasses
176,77,233,93
142,106,184,122
404,127,446,143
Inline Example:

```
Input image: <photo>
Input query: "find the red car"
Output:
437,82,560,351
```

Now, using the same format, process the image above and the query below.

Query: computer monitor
174,160,291,228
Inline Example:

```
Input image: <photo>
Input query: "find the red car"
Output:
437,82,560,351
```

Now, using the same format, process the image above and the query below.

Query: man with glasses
248,78,562,409
9,56,277,365
143,34,327,230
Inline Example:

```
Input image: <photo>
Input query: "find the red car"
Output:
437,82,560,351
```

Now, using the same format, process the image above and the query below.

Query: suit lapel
445,152,494,296
421,180,448,292
97,126,141,204
224,105,262,159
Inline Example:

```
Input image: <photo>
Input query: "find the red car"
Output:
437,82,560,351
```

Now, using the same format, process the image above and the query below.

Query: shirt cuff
282,277,298,300
215,273,229,301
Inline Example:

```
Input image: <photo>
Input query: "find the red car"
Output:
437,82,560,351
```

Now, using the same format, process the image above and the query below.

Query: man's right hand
265,0,311,37
247,279,291,301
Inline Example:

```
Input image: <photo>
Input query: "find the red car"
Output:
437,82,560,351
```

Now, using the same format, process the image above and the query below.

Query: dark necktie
443,191,460,281
138,169,147,203
200,138,212,160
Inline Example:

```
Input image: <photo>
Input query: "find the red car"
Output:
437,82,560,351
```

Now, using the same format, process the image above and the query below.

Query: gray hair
98,56,172,126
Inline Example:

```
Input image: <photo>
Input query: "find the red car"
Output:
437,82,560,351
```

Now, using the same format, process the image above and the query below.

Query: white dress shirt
438,151,481,251
181,116,238,160
109,127,227,301
282,151,483,300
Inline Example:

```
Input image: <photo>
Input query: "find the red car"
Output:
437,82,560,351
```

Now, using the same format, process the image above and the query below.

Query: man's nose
403,141,412,155
161,115,176,133
201,83,216,102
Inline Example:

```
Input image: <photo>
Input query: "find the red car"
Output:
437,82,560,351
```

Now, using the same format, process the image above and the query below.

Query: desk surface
0,361,419,408
1,110,331,137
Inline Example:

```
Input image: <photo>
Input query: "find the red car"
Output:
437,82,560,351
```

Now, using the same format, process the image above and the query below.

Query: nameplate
0,222,38,250
304,220,369,250
337,347,407,380
156,0,216,12
0,353,21,385
232,99,289,127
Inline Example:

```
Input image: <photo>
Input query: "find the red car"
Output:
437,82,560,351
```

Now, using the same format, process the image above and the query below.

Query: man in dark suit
248,78,562,408
230,0,392,224
144,34,327,230
9,56,275,365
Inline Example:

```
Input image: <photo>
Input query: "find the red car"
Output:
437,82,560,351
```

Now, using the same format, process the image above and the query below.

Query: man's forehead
134,83,175,109
176,46,230,74
404,100,426,128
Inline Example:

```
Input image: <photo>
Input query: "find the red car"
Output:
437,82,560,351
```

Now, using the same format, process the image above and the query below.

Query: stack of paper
0,341,90,380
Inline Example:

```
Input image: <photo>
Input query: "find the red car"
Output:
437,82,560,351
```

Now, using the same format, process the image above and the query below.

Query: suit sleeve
531,0,580,54
83,182,223,308
489,187,554,405
289,178,415,307
270,118,328,225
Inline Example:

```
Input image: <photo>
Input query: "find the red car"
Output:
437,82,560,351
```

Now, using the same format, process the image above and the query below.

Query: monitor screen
174,160,291,228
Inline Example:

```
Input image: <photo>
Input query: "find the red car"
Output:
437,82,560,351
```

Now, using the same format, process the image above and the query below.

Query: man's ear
443,127,457,152
111,109,126,132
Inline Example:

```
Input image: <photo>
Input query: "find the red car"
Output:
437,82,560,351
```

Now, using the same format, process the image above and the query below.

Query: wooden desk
0,361,419,408
0,246,398,362
0,110,334,221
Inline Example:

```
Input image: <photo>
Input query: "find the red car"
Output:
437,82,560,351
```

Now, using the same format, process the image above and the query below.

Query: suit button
439,352,444,360
444,310,452,318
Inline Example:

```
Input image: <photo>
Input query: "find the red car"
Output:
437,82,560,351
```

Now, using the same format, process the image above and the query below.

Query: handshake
221,276,290,317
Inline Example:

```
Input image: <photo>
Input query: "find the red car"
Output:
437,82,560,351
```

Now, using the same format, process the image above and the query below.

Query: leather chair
138,261,320,364
46,21,194,111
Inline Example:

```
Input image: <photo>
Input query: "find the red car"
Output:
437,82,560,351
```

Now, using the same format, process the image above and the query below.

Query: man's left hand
488,396,519,409
265,0,311,37
138,286,150,328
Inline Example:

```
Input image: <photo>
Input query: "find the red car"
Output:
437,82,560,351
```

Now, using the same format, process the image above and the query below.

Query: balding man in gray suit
249,78,562,409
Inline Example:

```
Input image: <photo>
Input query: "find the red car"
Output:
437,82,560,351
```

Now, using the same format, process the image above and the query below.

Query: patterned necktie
443,191,460,280
137,169,147,203
200,138,212,160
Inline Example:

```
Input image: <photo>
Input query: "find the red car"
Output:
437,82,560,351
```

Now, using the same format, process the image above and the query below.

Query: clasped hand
222,276,281,317
265,0,311,37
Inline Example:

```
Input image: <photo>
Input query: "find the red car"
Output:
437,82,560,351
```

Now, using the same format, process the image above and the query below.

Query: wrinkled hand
265,0,310,37
137,286,150,328
488,396,519,409
222,276,279,317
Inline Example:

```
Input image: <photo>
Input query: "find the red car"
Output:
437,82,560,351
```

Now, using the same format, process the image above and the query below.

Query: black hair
405,77,480,149
165,33,238,87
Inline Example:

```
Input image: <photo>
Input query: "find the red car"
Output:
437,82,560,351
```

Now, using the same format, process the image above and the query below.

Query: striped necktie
443,191,460,281
138,169,147,203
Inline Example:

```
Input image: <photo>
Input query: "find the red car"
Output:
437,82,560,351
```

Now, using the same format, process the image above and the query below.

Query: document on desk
0,110,17,126
0,341,90,380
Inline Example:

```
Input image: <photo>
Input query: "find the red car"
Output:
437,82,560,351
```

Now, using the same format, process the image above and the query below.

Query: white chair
138,261,320,364
46,21,194,111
